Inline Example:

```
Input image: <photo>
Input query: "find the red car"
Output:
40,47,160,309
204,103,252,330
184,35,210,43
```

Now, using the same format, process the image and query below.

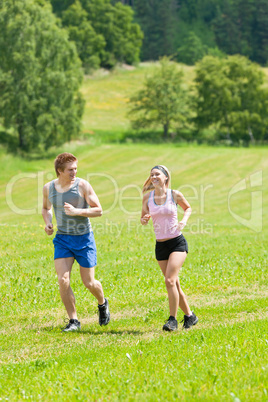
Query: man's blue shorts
53,231,97,268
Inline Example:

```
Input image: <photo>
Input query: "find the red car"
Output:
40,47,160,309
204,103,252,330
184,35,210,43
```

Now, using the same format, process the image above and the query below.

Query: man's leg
54,257,77,319
80,266,110,326
79,266,105,305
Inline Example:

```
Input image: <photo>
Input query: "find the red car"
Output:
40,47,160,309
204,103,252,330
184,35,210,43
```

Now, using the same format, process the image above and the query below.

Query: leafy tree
195,55,268,144
0,0,84,152
62,1,105,71
177,30,225,65
133,0,224,62
51,0,143,69
111,0,134,5
81,0,143,68
48,0,74,15
134,0,179,60
113,0,268,66
213,0,256,59
128,58,189,138
177,32,208,65
212,0,268,65
212,1,240,55
253,0,268,65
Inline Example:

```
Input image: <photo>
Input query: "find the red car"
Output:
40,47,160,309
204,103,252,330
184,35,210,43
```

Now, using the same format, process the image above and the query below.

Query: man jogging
42,152,110,332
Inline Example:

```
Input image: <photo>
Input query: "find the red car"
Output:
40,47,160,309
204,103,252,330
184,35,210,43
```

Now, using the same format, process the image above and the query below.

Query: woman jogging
140,165,198,331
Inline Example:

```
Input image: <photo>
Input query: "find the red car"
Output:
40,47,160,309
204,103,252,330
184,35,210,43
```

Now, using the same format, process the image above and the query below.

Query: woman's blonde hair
142,165,171,193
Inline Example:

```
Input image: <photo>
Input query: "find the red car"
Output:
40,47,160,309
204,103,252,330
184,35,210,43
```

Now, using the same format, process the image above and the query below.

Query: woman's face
150,168,167,187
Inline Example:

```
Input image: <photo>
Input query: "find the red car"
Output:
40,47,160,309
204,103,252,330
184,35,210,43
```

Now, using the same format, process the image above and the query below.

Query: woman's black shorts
155,234,188,261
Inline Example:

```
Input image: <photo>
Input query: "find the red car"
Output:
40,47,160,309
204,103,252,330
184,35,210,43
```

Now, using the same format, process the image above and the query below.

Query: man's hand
64,202,78,216
140,214,151,225
45,223,54,235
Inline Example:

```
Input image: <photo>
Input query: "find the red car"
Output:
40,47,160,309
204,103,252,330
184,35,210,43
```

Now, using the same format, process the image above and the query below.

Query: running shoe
98,298,110,326
163,316,178,331
62,318,81,332
181,312,198,329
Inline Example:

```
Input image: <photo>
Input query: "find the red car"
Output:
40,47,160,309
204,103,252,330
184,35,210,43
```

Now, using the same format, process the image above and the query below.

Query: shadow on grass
40,326,145,336
80,329,144,336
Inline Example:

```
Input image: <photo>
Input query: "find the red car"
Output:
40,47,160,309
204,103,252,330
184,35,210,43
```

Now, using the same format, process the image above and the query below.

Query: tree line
49,0,143,71
128,56,268,146
118,0,268,66
43,0,268,68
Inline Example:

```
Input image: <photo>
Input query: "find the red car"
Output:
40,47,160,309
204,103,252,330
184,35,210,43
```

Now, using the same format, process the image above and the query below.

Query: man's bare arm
64,180,102,218
42,184,54,235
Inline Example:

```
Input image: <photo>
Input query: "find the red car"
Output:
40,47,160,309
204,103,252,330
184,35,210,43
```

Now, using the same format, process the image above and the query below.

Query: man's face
59,161,77,181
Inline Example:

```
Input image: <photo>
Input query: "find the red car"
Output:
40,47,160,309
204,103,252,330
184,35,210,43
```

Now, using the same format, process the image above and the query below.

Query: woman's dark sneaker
98,298,110,326
163,316,178,331
181,312,198,329
62,319,81,332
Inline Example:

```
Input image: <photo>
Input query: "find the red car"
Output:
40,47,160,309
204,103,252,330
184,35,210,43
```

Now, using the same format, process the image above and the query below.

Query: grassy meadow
80,62,196,142
0,63,268,401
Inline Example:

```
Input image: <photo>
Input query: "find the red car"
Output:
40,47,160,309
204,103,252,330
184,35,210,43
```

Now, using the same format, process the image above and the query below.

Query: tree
128,58,188,139
213,0,256,58
0,0,84,152
51,0,143,69
195,55,268,144
134,0,179,61
49,0,74,15
81,0,143,68
253,0,268,65
212,0,268,65
61,1,105,71
177,32,208,65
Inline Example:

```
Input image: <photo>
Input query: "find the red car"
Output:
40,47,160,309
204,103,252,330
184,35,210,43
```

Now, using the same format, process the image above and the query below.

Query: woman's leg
158,252,190,317
164,252,187,317
176,277,191,316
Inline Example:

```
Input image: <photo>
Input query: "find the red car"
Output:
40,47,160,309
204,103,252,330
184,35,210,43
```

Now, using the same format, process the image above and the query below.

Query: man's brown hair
54,153,77,177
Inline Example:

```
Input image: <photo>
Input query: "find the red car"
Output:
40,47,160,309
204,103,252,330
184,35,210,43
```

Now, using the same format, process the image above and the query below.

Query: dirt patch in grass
190,287,268,308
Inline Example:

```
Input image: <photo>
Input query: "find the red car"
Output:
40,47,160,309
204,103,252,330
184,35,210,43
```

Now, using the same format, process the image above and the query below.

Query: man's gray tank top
48,178,91,235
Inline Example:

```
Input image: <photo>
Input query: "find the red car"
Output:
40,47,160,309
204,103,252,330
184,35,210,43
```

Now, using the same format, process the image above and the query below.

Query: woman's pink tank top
148,189,181,240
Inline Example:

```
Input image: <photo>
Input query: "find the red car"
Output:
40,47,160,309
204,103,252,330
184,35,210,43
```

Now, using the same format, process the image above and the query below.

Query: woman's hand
172,221,186,231
140,214,151,225
178,221,186,231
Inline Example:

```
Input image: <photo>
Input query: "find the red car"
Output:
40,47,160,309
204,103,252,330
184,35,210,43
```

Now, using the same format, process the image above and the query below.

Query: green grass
0,143,267,401
79,62,268,144
80,62,196,142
